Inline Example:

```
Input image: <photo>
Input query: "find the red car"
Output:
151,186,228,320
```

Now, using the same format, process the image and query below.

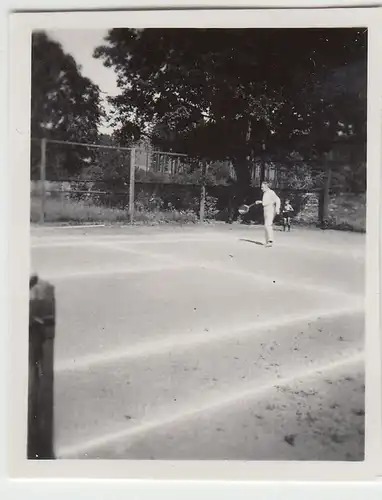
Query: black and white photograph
8,7,380,478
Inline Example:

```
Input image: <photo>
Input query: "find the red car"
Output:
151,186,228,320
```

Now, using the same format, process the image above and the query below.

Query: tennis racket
238,201,261,215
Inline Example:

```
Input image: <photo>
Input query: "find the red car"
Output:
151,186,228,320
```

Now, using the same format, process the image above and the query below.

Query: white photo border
7,6,382,482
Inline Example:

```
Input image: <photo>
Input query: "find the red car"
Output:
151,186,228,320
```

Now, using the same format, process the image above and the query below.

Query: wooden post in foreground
28,275,56,459
129,148,136,223
40,138,47,224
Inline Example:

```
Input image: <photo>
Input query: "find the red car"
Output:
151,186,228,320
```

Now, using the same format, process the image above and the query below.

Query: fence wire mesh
30,137,366,230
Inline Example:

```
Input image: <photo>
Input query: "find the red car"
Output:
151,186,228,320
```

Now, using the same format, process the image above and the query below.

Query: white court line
55,304,364,373
30,229,365,259
40,263,195,282
32,236,364,299
44,224,106,229
94,241,364,301
81,235,368,276
34,239,364,299
208,263,364,301
30,234,233,248
56,350,364,459
30,230,365,258
241,239,365,260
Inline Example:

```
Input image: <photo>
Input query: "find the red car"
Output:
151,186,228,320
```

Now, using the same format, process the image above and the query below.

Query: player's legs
283,215,287,231
264,206,275,245
287,216,291,231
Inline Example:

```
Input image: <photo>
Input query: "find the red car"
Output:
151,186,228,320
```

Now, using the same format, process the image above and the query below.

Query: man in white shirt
255,182,281,247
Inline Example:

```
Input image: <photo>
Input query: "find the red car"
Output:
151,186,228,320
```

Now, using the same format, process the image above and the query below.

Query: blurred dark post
28,274,56,459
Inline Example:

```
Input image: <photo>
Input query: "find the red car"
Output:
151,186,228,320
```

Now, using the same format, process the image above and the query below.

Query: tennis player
255,182,281,247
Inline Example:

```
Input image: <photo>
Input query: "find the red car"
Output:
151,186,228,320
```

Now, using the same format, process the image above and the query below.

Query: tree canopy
31,31,103,179
94,28,367,187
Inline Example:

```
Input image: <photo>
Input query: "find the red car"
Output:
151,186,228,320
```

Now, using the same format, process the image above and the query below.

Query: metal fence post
40,138,47,224
320,150,333,226
200,161,208,223
129,147,136,223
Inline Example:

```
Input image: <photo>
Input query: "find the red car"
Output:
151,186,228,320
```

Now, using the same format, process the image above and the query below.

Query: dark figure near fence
28,274,56,459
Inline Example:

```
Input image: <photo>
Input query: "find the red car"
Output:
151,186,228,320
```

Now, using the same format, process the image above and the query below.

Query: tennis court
30,223,365,461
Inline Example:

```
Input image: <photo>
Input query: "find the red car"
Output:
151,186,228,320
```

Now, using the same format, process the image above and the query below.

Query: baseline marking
208,263,364,302
30,234,234,248
30,231,364,259
32,239,364,299
95,241,365,301
56,351,364,458
39,263,196,282
43,224,106,229
55,305,364,373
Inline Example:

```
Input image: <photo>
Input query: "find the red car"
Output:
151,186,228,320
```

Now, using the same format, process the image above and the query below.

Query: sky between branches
47,29,119,135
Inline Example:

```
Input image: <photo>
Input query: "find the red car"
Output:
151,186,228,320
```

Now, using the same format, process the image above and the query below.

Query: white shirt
262,189,281,211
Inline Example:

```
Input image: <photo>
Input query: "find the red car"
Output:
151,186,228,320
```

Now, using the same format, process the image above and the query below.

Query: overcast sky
47,29,120,134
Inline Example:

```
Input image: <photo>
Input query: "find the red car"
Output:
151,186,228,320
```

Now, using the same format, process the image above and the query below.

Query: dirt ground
30,223,365,460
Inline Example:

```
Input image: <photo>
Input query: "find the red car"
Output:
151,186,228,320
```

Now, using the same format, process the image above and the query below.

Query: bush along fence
30,138,366,231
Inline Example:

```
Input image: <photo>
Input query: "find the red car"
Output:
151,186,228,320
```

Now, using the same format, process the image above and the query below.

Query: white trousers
264,205,276,243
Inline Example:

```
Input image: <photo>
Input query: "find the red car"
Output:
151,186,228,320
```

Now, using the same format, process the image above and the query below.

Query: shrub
204,195,220,220
134,209,198,225
30,196,199,225
31,196,127,224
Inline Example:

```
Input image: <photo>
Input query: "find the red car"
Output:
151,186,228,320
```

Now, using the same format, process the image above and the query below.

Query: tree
94,28,366,191
31,31,103,179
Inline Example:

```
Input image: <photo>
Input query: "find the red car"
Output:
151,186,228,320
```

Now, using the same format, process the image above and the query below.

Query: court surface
30,223,365,461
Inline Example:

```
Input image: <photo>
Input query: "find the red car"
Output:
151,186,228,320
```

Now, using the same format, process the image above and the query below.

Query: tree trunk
260,160,266,185
232,155,252,201
225,156,252,223
260,141,266,186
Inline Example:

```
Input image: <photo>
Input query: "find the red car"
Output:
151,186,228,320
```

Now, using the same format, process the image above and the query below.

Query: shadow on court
239,238,264,246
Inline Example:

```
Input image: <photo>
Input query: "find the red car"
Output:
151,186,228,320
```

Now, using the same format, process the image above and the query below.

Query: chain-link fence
30,138,210,225
30,138,366,230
